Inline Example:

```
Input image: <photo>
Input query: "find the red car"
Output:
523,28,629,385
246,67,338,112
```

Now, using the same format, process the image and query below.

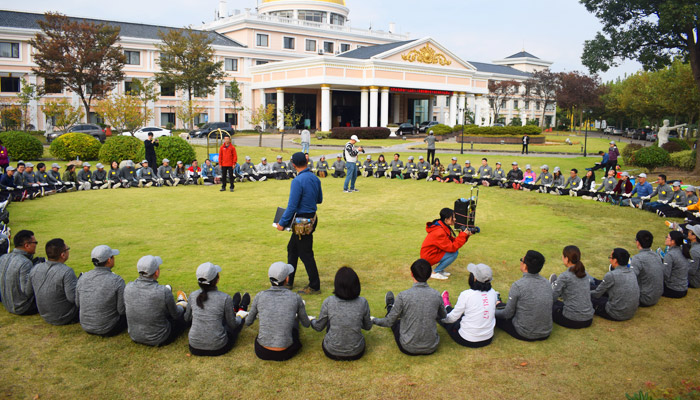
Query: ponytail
669,231,690,259
196,275,219,309
681,243,692,260
563,245,586,279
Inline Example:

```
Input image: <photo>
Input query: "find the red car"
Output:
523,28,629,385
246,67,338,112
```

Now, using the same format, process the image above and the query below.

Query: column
392,93,401,123
380,87,389,127
276,88,285,131
458,92,466,125
449,92,458,127
427,96,434,122
369,86,378,127
321,84,331,132
360,87,369,127
28,74,39,129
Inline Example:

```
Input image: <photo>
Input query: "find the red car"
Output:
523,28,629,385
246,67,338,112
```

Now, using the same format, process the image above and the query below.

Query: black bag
454,198,476,231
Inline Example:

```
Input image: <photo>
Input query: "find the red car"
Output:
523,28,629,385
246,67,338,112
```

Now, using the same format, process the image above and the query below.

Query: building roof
467,61,532,78
505,51,539,59
336,40,416,59
0,10,244,48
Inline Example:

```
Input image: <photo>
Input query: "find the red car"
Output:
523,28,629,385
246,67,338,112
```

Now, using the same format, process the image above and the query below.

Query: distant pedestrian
144,133,159,173
424,130,436,164
300,128,311,154
521,133,530,154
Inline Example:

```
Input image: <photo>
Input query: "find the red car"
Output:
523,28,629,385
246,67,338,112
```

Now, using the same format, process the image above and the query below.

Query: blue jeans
344,161,358,190
434,251,458,273
302,142,310,154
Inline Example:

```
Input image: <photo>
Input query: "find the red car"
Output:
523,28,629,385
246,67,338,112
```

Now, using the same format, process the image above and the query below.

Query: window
0,42,19,58
270,10,293,19
330,13,345,26
225,113,238,126
124,81,133,94
161,113,175,126
432,98,437,107
323,41,334,54
283,37,295,50
513,100,518,109
0,77,20,92
305,39,316,52
446,97,450,107
524,100,530,109
160,83,175,97
536,102,541,111
224,58,238,71
501,100,507,108
340,43,351,53
256,33,269,47
44,79,62,94
194,87,208,98
159,53,173,62
298,10,325,23
194,113,208,125
256,60,269,65
124,50,140,65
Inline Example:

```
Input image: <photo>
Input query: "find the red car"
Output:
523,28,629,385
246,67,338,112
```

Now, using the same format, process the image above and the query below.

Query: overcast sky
1,0,641,82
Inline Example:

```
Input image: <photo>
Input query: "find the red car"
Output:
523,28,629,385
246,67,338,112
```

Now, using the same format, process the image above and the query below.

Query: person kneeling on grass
28,238,79,325
629,230,665,307
372,259,446,356
495,250,553,341
124,255,189,347
439,263,497,348
184,262,250,357
310,266,372,361
590,248,639,321
246,262,311,362
549,246,594,329
661,231,690,298
420,208,471,280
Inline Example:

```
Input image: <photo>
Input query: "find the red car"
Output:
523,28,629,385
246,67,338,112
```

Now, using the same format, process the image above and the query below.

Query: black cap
291,152,307,167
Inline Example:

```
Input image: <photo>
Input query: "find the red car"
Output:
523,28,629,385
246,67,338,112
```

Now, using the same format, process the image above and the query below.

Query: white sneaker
260,176,267,181
431,272,448,280
441,271,451,276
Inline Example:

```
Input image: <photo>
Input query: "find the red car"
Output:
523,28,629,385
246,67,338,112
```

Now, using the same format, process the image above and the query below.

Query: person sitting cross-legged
404,156,418,180
361,155,374,178
629,230,664,307
272,155,290,180
331,154,346,178
621,173,653,208
0,230,40,315
415,155,431,180
590,248,640,321
157,159,178,187
443,157,462,183
316,156,329,178
136,160,156,187
641,174,673,212
420,208,471,280
387,153,404,179
661,231,690,298
28,238,79,325
549,246,594,329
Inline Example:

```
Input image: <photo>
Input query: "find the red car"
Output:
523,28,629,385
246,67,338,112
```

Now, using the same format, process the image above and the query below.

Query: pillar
458,92,466,125
276,88,285,131
380,87,389,127
360,87,369,127
321,84,331,132
449,92,458,127
393,93,401,124
427,96,434,122
369,86,379,127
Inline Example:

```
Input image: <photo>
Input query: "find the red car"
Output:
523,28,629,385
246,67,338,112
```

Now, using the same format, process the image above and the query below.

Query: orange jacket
420,220,469,265
219,143,238,167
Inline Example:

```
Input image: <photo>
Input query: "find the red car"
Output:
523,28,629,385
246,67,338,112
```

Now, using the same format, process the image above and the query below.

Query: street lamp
460,106,465,154
583,109,592,157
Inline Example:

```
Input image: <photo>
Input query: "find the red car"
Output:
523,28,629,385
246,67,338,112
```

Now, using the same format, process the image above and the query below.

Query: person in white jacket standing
300,129,311,154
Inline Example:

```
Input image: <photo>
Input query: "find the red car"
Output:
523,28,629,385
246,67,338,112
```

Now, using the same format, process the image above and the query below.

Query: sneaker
297,286,321,295
220,188,226,192
232,292,241,311
549,273,557,285
385,291,395,309
441,271,451,276
441,290,450,307
665,220,675,229
343,189,351,193
176,290,188,303
260,176,267,181
230,188,234,192
431,272,448,280
427,177,433,182
240,292,251,311
145,182,153,187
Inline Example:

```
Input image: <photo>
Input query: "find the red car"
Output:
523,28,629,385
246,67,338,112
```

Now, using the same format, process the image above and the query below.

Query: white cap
136,255,163,276
512,162,518,165
638,173,647,178
261,157,267,161
196,262,222,285
687,225,700,238
525,164,531,169
177,161,183,164
350,135,360,142
419,155,424,159
408,156,414,160
553,167,560,173
366,155,372,159
451,157,457,161
245,156,251,160
467,263,493,283
51,163,60,168
25,162,34,168
91,245,119,263
465,160,471,164
141,160,148,165
610,141,616,145
276,155,282,159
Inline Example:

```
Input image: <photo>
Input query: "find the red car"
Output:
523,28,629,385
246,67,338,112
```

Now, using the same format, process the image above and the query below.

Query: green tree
226,79,242,119
94,94,144,133
41,99,84,132
16,77,44,130
129,78,159,127
176,100,204,131
247,104,275,147
556,72,603,134
155,28,224,129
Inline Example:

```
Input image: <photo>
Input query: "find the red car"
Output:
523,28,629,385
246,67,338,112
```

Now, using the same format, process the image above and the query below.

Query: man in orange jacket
219,136,238,192
420,208,471,280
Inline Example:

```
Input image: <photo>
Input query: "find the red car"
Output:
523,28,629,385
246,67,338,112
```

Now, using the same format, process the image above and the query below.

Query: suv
418,121,440,133
188,122,235,139
47,124,106,143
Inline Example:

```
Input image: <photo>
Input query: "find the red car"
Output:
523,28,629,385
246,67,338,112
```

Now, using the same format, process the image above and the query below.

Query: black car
47,123,106,143
397,123,415,135
189,122,235,139
418,121,439,133
633,128,652,140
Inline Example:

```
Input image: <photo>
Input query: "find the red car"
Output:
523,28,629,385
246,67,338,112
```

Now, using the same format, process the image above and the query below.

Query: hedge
462,125,542,136
621,143,643,165
49,132,101,161
661,140,687,154
329,127,390,140
0,131,44,161
98,135,143,164
135,136,196,166
633,146,670,171
427,124,453,135
669,150,696,171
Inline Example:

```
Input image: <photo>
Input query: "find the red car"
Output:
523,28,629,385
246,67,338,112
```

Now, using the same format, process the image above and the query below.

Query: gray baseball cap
336,154,342,158
367,155,372,159
91,245,119,263
261,157,267,161
141,160,148,165
82,162,91,167
512,162,518,165
673,181,681,187
268,261,294,283
177,161,183,165
419,155,424,159
541,164,549,170
408,156,414,160
6,166,15,172
276,155,282,159
496,161,501,165
553,167,561,173
96,163,104,169
162,158,170,163
687,225,700,238
51,163,60,168
137,255,163,276
525,164,531,169
467,263,493,283
196,262,222,284
25,162,34,168
621,171,630,177
610,141,615,145
245,156,251,160
685,185,695,192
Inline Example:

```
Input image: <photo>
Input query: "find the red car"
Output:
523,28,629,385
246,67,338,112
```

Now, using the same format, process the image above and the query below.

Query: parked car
397,123,415,135
125,126,172,141
604,126,615,134
633,128,652,140
46,123,106,143
492,123,505,127
646,132,658,142
623,128,635,138
188,122,235,139
612,128,624,135
418,121,440,133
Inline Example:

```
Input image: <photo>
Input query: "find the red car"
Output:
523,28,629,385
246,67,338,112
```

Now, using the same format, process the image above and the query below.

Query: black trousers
522,144,528,154
322,341,365,361
332,170,346,178
287,215,320,290
439,307,493,348
221,166,235,189
427,149,436,165
254,326,302,361
158,316,188,347
552,301,593,329
190,322,243,357
604,160,618,176
663,285,687,299
495,316,548,342
590,295,619,320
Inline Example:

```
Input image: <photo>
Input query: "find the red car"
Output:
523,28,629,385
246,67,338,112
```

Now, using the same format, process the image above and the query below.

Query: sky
0,0,641,82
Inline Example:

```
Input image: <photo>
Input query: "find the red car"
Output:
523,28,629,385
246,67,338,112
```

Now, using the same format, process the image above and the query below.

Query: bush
452,124,476,133
49,132,101,161
428,124,453,135
315,131,331,139
329,127,390,139
462,125,542,136
633,146,670,171
669,150,696,170
666,138,691,151
98,135,143,164
661,140,686,153
622,143,643,165
135,136,196,165
0,131,44,161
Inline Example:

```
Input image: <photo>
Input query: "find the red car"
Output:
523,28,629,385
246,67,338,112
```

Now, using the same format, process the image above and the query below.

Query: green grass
411,136,629,154
291,137,421,147
0,151,697,399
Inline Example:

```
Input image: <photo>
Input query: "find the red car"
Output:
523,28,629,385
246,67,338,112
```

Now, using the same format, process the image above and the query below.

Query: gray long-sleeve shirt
671,190,686,205
477,165,493,179
552,174,565,187
316,161,329,172
27,260,78,325
552,269,594,322
535,172,553,186
124,276,184,346
332,160,346,171
652,183,673,202
462,166,476,177
630,248,665,306
245,286,310,349
689,242,700,288
591,266,640,321
564,176,583,190
373,282,446,355
600,176,617,192
240,162,257,175
272,161,288,173
75,266,126,335
77,169,92,183
424,135,436,149
93,169,107,182
389,160,404,172
662,246,689,292
184,289,243,351
493,168,506,179
119,166,137,182
157,165,175,180
495,273,553,340
257,162,273,174
311,295,372,357
417,161,431,173
0,249,35,315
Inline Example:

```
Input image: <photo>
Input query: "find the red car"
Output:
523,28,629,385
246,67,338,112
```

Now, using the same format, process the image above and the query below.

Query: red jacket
420,220,469,265
219,143,238,167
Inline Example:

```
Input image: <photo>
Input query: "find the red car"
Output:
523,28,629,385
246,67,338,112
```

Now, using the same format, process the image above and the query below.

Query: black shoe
230,188,234,192
220,188,226,192
297,286,321,295
240,292,250,311
232,292,241,311
385,291,395,309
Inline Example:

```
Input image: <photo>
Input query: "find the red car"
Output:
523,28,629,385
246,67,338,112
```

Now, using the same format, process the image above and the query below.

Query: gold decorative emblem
401,44,452,66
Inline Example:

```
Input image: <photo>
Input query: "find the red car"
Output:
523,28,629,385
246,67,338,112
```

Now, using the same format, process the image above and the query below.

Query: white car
126,126,172,141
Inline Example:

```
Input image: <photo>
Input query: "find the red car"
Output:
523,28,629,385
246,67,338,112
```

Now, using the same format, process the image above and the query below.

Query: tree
486,80,520,125
280,101,303,151
526,70,559,127
176,100,204,131
580,1,700,94
155,28,224,129
30,12,126,120
247,104,275,147
42,99,85,132
226,79,242,127
16,77,44,130
556,72,603,133
129,78,159,127
94,94,145,133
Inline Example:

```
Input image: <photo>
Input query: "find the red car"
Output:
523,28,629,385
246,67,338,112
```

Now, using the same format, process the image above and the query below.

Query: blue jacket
601,153,609,164
279,168,323,227
0,173,16,188
630,181,653,198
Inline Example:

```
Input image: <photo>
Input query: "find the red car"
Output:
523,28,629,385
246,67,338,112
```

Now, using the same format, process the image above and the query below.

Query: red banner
390,87,453,96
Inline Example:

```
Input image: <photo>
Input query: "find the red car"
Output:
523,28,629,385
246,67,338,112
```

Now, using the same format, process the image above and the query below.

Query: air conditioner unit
318,49,324,55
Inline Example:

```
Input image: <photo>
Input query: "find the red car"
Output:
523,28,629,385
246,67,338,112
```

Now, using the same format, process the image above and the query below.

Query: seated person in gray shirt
76,162,93,191
549,246,594,329
661,231,690,298
246,261,311,361
590,248,640,321
388,153,404,179
272,155,290,180
136,160,156,187
331,155,346,178
310,266,372,361
76,245,126,336
404,156,418,179
27,238,78,325
629,230,665,306
184,262,250,357
316,156,329,178
93,163,109,189
0,230,39,315
686,225,700,289
373,259,446,356
415,156,431,180
124,255,189,346
361,155,374,177
495,250,553,341
240,156,260,182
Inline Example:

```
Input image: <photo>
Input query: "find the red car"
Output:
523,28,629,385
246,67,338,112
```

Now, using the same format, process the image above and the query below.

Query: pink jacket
522,171,536,183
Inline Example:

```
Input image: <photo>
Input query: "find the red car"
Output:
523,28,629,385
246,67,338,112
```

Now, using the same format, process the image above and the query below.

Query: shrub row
0,131,44,161
462,125,542,136
98,135,143,164
329,127,390,139
49,132,102,161
669,150,696,171
427,124,453,135
136,136,196,165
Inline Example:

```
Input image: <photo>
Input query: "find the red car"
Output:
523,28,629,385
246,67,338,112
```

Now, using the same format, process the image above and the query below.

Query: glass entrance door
407,99,429,125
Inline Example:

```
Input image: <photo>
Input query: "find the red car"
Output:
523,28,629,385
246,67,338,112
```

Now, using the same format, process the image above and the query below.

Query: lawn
290,137,420,148
410,136,631,154
0,151,697,399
